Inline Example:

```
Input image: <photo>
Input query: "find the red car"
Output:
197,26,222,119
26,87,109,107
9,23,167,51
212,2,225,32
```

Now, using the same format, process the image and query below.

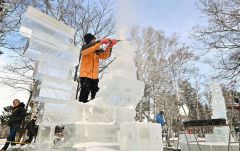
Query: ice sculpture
208,82,230,143
20,6,163,151
210,83,227,119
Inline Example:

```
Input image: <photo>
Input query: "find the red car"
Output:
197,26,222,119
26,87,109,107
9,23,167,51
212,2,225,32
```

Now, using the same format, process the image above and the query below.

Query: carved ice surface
210,82,227,119
96,42,145,108
120,122,163,151
206,83,231,143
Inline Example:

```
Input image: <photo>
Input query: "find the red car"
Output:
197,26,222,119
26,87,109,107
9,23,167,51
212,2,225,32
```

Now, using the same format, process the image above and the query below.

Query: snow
0,139,6,149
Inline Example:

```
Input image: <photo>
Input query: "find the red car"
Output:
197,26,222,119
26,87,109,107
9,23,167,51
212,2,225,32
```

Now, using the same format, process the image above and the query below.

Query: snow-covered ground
0,139,6,149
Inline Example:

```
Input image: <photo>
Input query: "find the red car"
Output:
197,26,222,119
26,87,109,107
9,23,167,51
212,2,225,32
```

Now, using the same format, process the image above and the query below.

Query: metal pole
228,91,235,151
238,105,240,151
193,130,202,151
183,128,191,151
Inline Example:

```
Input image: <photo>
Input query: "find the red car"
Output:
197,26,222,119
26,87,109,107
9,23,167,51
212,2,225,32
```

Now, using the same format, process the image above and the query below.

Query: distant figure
156,111,169,142
24,117,38,144
1,99,26,151
155,111,165,126
79,33,118,103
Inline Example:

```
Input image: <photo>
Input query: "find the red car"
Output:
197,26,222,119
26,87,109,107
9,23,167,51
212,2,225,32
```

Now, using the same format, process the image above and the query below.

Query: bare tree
0,0,27,48
194,0,240,80
0,0,115,120
130,26,198,125
38,0,115,45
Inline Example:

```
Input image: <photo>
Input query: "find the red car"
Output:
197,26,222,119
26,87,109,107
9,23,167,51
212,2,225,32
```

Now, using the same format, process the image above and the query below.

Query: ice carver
1,99,26,151
79,33,118,103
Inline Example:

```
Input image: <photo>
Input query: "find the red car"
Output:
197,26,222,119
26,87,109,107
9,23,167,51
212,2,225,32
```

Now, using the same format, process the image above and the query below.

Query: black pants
25,126,38,144
79,77,99,103
2,125,20,150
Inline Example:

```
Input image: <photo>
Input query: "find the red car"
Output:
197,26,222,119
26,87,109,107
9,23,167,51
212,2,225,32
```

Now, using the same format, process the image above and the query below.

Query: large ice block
180,134,197,143
35,126,55,150
73,144,120,151
84,105,116,123
115,107,135,124
120,122,163,151
22,6,75,39
37,102,81,125
36,102,135,126
97,75,144,108
76,123,119,143
62,123,119,149
38,88,72,101
179,143,200,151
29,31,78,55
28,37,78,64
34,61,72,80
213,126,232,143
39,75,75,92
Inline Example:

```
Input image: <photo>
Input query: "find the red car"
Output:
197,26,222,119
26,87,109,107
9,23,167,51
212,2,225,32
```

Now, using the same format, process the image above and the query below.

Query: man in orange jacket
79,33,117,103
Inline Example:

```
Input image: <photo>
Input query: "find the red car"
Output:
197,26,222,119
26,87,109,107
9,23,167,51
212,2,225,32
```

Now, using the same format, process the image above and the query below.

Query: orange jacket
79,42,112,79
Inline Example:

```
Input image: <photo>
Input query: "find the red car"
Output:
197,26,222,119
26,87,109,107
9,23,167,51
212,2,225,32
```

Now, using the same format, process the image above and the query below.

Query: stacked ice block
20,6,79,150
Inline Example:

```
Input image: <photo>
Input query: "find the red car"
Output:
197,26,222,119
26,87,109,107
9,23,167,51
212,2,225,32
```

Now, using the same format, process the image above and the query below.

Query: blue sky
117,0,207,43
0,0,209,112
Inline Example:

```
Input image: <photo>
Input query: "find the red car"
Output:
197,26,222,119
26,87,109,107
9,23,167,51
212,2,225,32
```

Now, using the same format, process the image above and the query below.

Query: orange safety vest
80,42,111,79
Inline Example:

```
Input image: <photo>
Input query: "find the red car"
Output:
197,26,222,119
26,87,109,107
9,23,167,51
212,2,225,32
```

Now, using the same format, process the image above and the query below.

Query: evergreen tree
179,80,201,120
0,105,12,125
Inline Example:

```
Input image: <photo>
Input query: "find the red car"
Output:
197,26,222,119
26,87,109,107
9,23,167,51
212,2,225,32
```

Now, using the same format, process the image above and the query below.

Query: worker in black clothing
1,99,26,151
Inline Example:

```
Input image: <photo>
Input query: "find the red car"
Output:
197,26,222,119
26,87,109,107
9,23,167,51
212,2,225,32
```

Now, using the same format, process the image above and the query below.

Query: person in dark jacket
1,99,26,151
24,117,38,144
79,33,118,103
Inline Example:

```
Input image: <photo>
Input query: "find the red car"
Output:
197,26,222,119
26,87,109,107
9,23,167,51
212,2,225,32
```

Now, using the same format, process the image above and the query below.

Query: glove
108,39,118,48
100,38,110,45
110,39,118,46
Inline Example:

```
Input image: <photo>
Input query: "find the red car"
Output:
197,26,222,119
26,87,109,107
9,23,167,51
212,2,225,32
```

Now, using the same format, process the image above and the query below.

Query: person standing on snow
156,111,168,141
156,111,165,126
1,99,26,151
79,33,118,103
